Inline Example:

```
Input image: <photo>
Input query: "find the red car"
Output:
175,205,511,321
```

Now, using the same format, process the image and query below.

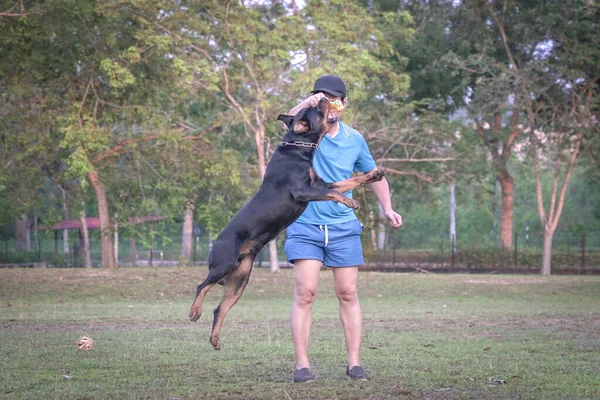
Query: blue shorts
284,220,365,267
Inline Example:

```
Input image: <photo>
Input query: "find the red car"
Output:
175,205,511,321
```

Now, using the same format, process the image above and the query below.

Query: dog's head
277,98,333,145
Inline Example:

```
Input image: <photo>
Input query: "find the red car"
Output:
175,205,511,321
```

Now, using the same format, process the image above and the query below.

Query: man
284,75,403,382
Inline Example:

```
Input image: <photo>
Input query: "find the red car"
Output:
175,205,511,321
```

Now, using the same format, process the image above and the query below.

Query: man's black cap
311,75,347,98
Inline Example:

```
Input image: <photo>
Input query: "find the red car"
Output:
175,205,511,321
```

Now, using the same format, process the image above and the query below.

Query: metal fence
2,225,600,271
368,229,600,272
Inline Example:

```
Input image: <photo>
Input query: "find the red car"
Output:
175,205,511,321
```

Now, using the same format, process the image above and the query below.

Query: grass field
1,267,599,400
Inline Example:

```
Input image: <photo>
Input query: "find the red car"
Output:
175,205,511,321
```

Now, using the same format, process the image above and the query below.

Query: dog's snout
317,97,330,112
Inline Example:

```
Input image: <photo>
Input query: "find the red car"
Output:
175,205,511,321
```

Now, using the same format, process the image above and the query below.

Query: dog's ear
277,114,294,130
293,120,308,133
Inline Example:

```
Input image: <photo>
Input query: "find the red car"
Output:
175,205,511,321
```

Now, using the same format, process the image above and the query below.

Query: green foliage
49,254,70,268
1,0,598,265
99,59,136,89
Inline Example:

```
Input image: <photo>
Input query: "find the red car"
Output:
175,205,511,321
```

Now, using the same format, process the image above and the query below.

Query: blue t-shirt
296,122,377,225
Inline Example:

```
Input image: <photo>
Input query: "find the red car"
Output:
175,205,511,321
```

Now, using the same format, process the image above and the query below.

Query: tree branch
378,167,435,184
0,0,24,16
221,66,256,133
487,4,518,70
476,121,500,160
532,146,547,227
78,76,94,129
376,157,457,163
92,125,219,165
549,132,583,232
547,160,560,224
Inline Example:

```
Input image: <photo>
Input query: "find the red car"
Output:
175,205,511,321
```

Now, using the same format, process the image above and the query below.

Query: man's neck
326,121,341,138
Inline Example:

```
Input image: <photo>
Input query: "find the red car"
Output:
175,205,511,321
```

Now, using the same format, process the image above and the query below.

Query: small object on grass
76,335,95,351
488,378,506,385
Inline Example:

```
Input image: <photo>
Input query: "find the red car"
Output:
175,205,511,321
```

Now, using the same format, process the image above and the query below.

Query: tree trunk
60,186,69,254
368,210,377,249
541,229,553,275
268,240,279,272
498,174,514,248
130,237,137,267
255,124,280,272
80,209,92,268
181,194,197,264
86,170,115,268
449,183,456,244
532,132,583,277
15,215,29,253
33,209,39,257
114,220,119,266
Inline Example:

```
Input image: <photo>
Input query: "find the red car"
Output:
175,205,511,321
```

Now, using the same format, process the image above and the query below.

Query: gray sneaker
346,365,369,380
293,368,316,383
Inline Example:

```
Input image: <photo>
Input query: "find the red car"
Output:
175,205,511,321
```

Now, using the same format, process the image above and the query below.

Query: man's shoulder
340,122,365,139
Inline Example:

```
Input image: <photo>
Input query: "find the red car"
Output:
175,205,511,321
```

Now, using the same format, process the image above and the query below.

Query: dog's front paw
189,308,201,322
210,335,221,350
345,198,361,209
364,169,386,185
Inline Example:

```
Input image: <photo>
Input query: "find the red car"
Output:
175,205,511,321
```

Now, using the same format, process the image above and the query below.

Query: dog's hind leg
188,271,222,323
209,254,255,350
189,240,241,322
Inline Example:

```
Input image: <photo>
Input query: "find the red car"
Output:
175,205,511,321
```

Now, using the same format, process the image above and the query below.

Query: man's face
319,92,347,123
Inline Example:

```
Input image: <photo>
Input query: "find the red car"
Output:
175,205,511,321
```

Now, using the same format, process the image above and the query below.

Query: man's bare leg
290,259,322,370
332,266,362,368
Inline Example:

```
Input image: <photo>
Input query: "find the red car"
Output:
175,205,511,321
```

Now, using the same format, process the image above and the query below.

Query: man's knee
336,285,358,304
295,286,317,307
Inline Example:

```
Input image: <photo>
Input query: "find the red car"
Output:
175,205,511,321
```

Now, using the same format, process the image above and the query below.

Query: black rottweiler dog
189,98,385,350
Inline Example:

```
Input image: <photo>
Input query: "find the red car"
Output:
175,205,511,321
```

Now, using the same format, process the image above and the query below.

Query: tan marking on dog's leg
209,255,255,350
331,169,386,192
328,191,360,209
189,282,217,322
237,240,255,260
330,176,364,193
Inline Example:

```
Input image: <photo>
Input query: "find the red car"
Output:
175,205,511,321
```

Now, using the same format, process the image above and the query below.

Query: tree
522,1,599,274
123,0,410,270
362,0,484,250
436,0,539,249
2,0,223,267
439,0,598,272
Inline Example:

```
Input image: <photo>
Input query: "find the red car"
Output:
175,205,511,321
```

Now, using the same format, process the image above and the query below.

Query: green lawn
1,268,599,399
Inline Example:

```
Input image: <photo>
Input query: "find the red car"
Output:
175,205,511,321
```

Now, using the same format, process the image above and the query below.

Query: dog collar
279,141,318,149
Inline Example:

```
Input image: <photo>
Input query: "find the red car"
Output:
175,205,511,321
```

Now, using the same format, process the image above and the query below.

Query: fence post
382,227,387,261
451,234,455,269
581,232,586,271
440,238,444,268
514,232,518,268
130,237,136,267
392,229,397,268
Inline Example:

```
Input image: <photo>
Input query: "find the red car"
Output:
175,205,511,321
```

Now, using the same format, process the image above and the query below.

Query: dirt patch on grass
3,313,599,340
0,319,192,334
366,313,600,340
462,278,551,285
